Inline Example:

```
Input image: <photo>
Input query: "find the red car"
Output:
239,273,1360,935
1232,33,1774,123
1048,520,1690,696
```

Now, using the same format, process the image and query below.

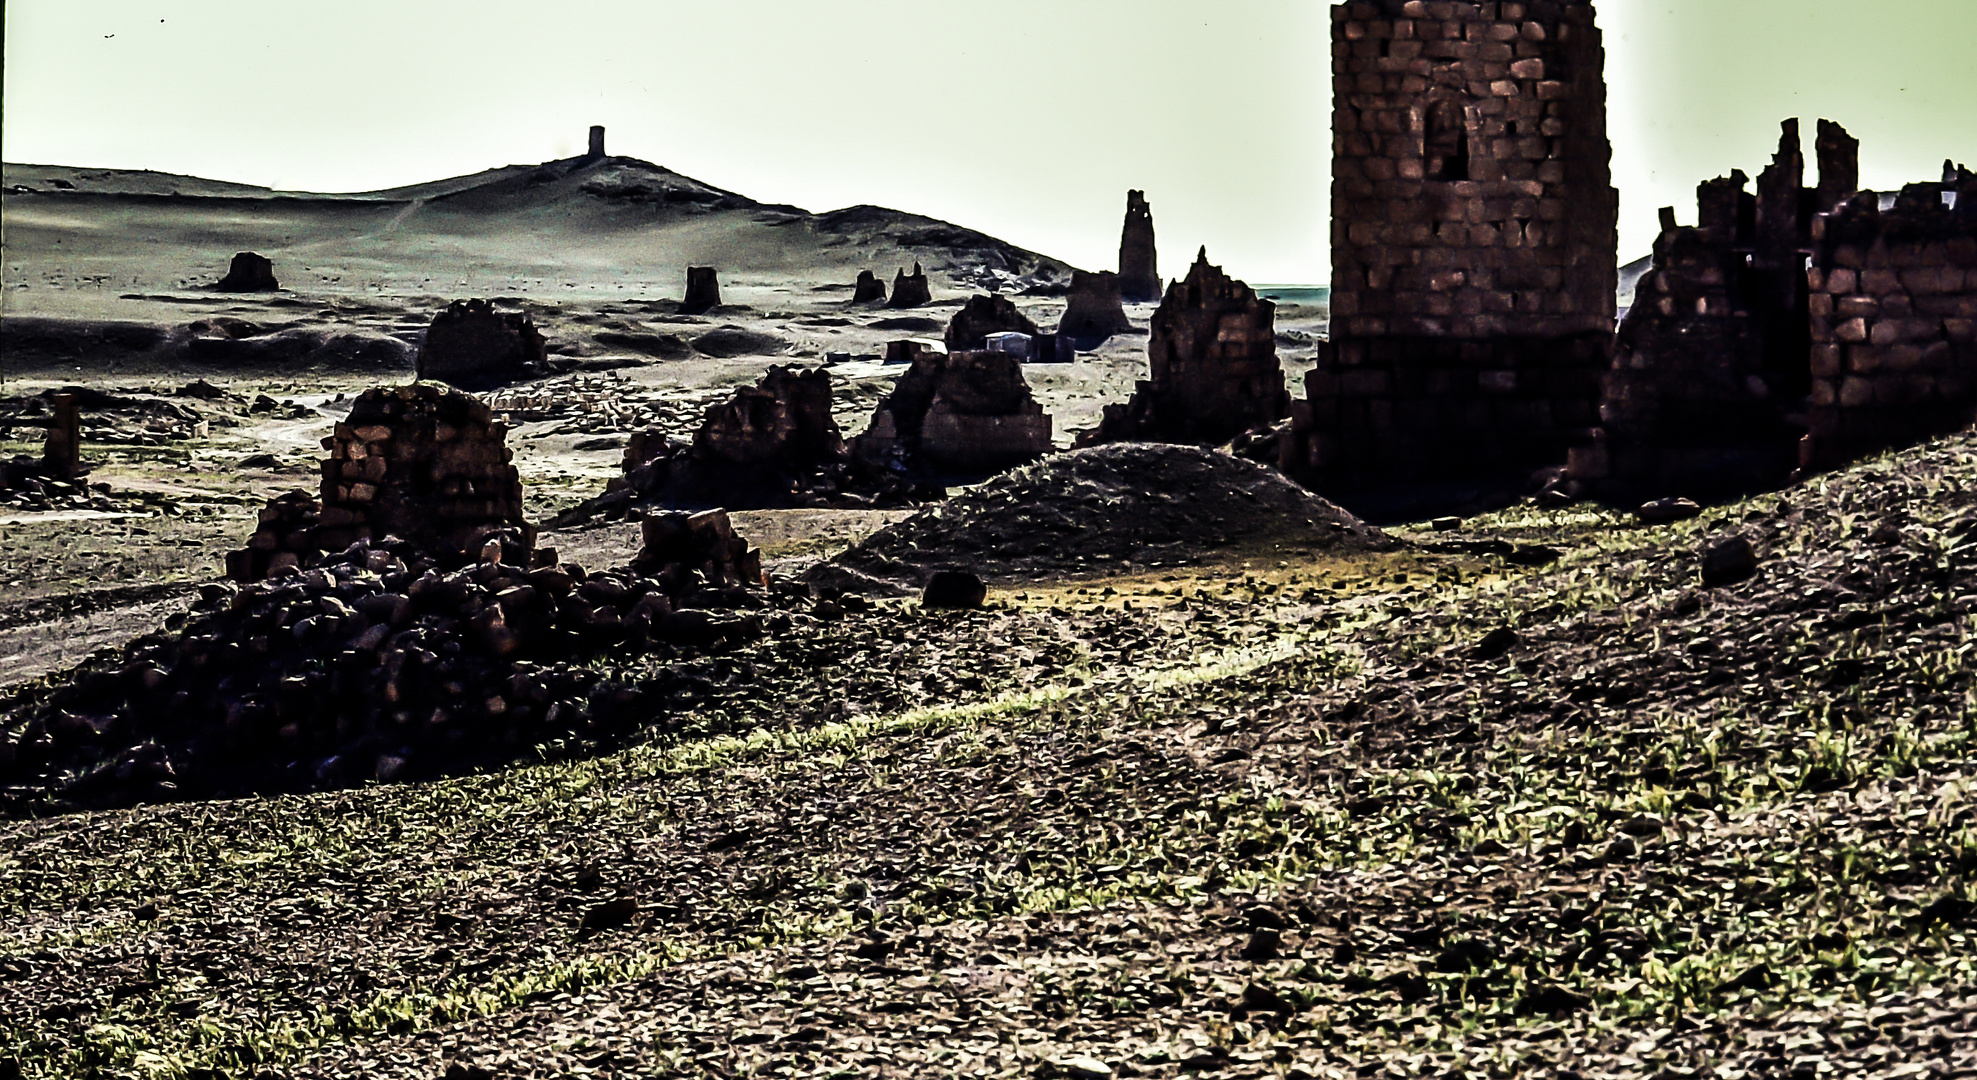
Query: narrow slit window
1426,100,1469,182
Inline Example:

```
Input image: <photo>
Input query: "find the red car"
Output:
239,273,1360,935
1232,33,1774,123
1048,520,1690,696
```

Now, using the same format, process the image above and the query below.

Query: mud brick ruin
633,509,765,590
945,294,1040,353
681,266,722,315
214,251,279,292
852,270,887,304
1290,0,1617,489
1119,190,1162,302
1803,165,1977,469
889,262,933,308
1082,248,1288,447
225,490,323,581
619,366,852,507
1057,270,1134,350
416,299,550,389
314,384,532,555
854,348,1051,475
42,393,81,479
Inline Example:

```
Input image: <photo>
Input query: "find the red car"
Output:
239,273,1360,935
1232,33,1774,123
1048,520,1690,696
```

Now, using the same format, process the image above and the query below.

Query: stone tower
1118,190,1161,302
1295,0,1619,490
588,125,606,159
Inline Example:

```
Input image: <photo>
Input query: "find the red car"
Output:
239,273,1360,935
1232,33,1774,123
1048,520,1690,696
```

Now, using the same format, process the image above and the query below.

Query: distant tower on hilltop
1294,0,1620,489
587,125,606,159
1118,191,1161,303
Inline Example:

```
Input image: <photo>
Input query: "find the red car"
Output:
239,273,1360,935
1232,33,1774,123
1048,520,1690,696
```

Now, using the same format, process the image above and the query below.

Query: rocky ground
2,425,1972,1078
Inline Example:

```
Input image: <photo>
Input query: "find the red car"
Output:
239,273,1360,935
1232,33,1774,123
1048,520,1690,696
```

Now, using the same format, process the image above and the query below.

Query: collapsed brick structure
416,299,550,389
214,251,279,292
225,490,323,582
1596,121,1849,496
1080,248,1288,447
634,508,765,589
619,366,852,507
889,262,933,308
1119,190,1161,302
1802,166,1977,469
1292,0,1618,490
852,270,887,304
854,349,1051,475
946,294,1040,352
682,266,722,315
1057,270,1134,349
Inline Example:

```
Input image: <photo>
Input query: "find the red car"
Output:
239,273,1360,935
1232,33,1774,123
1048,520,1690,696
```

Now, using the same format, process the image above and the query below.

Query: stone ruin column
42,393,81,480
588,125,606,159
682,266,722,314
1118,190,1161,302
852,270,887,304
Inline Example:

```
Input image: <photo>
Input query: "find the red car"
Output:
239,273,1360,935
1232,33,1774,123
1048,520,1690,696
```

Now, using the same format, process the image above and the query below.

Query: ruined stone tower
1119,191,1161,303
1294,0,1619,489
588,125,606,159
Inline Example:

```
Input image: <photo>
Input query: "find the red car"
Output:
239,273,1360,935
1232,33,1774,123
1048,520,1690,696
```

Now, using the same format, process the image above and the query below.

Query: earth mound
809,443,1393,593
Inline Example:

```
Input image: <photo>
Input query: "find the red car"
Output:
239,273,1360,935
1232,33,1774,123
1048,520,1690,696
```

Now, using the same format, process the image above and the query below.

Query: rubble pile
0,526,770,811
225,490,322,582
416,299,551,389
1080,249,1288,447
853,348,1051,476
812,443,1392,594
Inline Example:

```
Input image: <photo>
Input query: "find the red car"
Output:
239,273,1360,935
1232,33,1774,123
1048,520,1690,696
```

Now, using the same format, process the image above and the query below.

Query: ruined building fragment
619,366,853,508
1802,165,1977,469
1057,270,1134,350
889,262,933,308
1080,249,1287,447
214,251,279,292
1288,0,1618,490
681,266,722,315
1119,190,1161,302
43,393,81,480
945,294,1040,353
854,349,1051,475
416,299,550,389
852,270,887,304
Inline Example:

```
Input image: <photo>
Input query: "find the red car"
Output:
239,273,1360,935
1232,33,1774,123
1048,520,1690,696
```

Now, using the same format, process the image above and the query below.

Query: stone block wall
1309,0,1616,488
1803,176,1977,468
416,299,549,389
314,384,532,556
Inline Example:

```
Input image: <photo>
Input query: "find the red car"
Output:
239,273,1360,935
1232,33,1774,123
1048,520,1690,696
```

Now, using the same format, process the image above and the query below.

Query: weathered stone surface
1080,248,1287,447
945,294,1039,353
681,266,722,315
1057,270,1133,350
852,270,887,305
889,262,933,309
1118,190,1161,303
416,299,549,389
214,251,279,292
854,348,1050,475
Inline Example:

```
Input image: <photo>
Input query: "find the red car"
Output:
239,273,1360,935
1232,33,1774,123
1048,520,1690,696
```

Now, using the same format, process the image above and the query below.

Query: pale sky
3,1,1974,284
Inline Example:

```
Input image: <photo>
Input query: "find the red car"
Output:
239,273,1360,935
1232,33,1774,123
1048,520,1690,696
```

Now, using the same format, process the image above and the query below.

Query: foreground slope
1,429,1974,1078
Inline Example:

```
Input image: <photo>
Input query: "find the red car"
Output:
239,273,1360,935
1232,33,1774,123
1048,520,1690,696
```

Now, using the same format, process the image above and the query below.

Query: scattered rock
1700,533,1758,587
1637,497,1702,523
921,571,987,610
1473,627,1518,660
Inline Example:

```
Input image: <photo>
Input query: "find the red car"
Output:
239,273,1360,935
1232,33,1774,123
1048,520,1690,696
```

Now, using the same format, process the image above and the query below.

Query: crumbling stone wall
889,263,933,308
214,251,279,292
1802,167,1977,469
854,349,1051,475
416,299,549,389
946,294,1040,353
1057,270,1133,349
635,509,765,590
225,490,322,582
620,366,852,507
852,270,887,304
1596,121,1854,497
1080,248,1287,447
314,384,532,557
1303,0,1618,488
1119,190,1161,302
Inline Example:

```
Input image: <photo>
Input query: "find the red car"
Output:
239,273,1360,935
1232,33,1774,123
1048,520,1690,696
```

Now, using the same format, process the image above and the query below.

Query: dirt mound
690,326,789,358
810,443,1392,592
